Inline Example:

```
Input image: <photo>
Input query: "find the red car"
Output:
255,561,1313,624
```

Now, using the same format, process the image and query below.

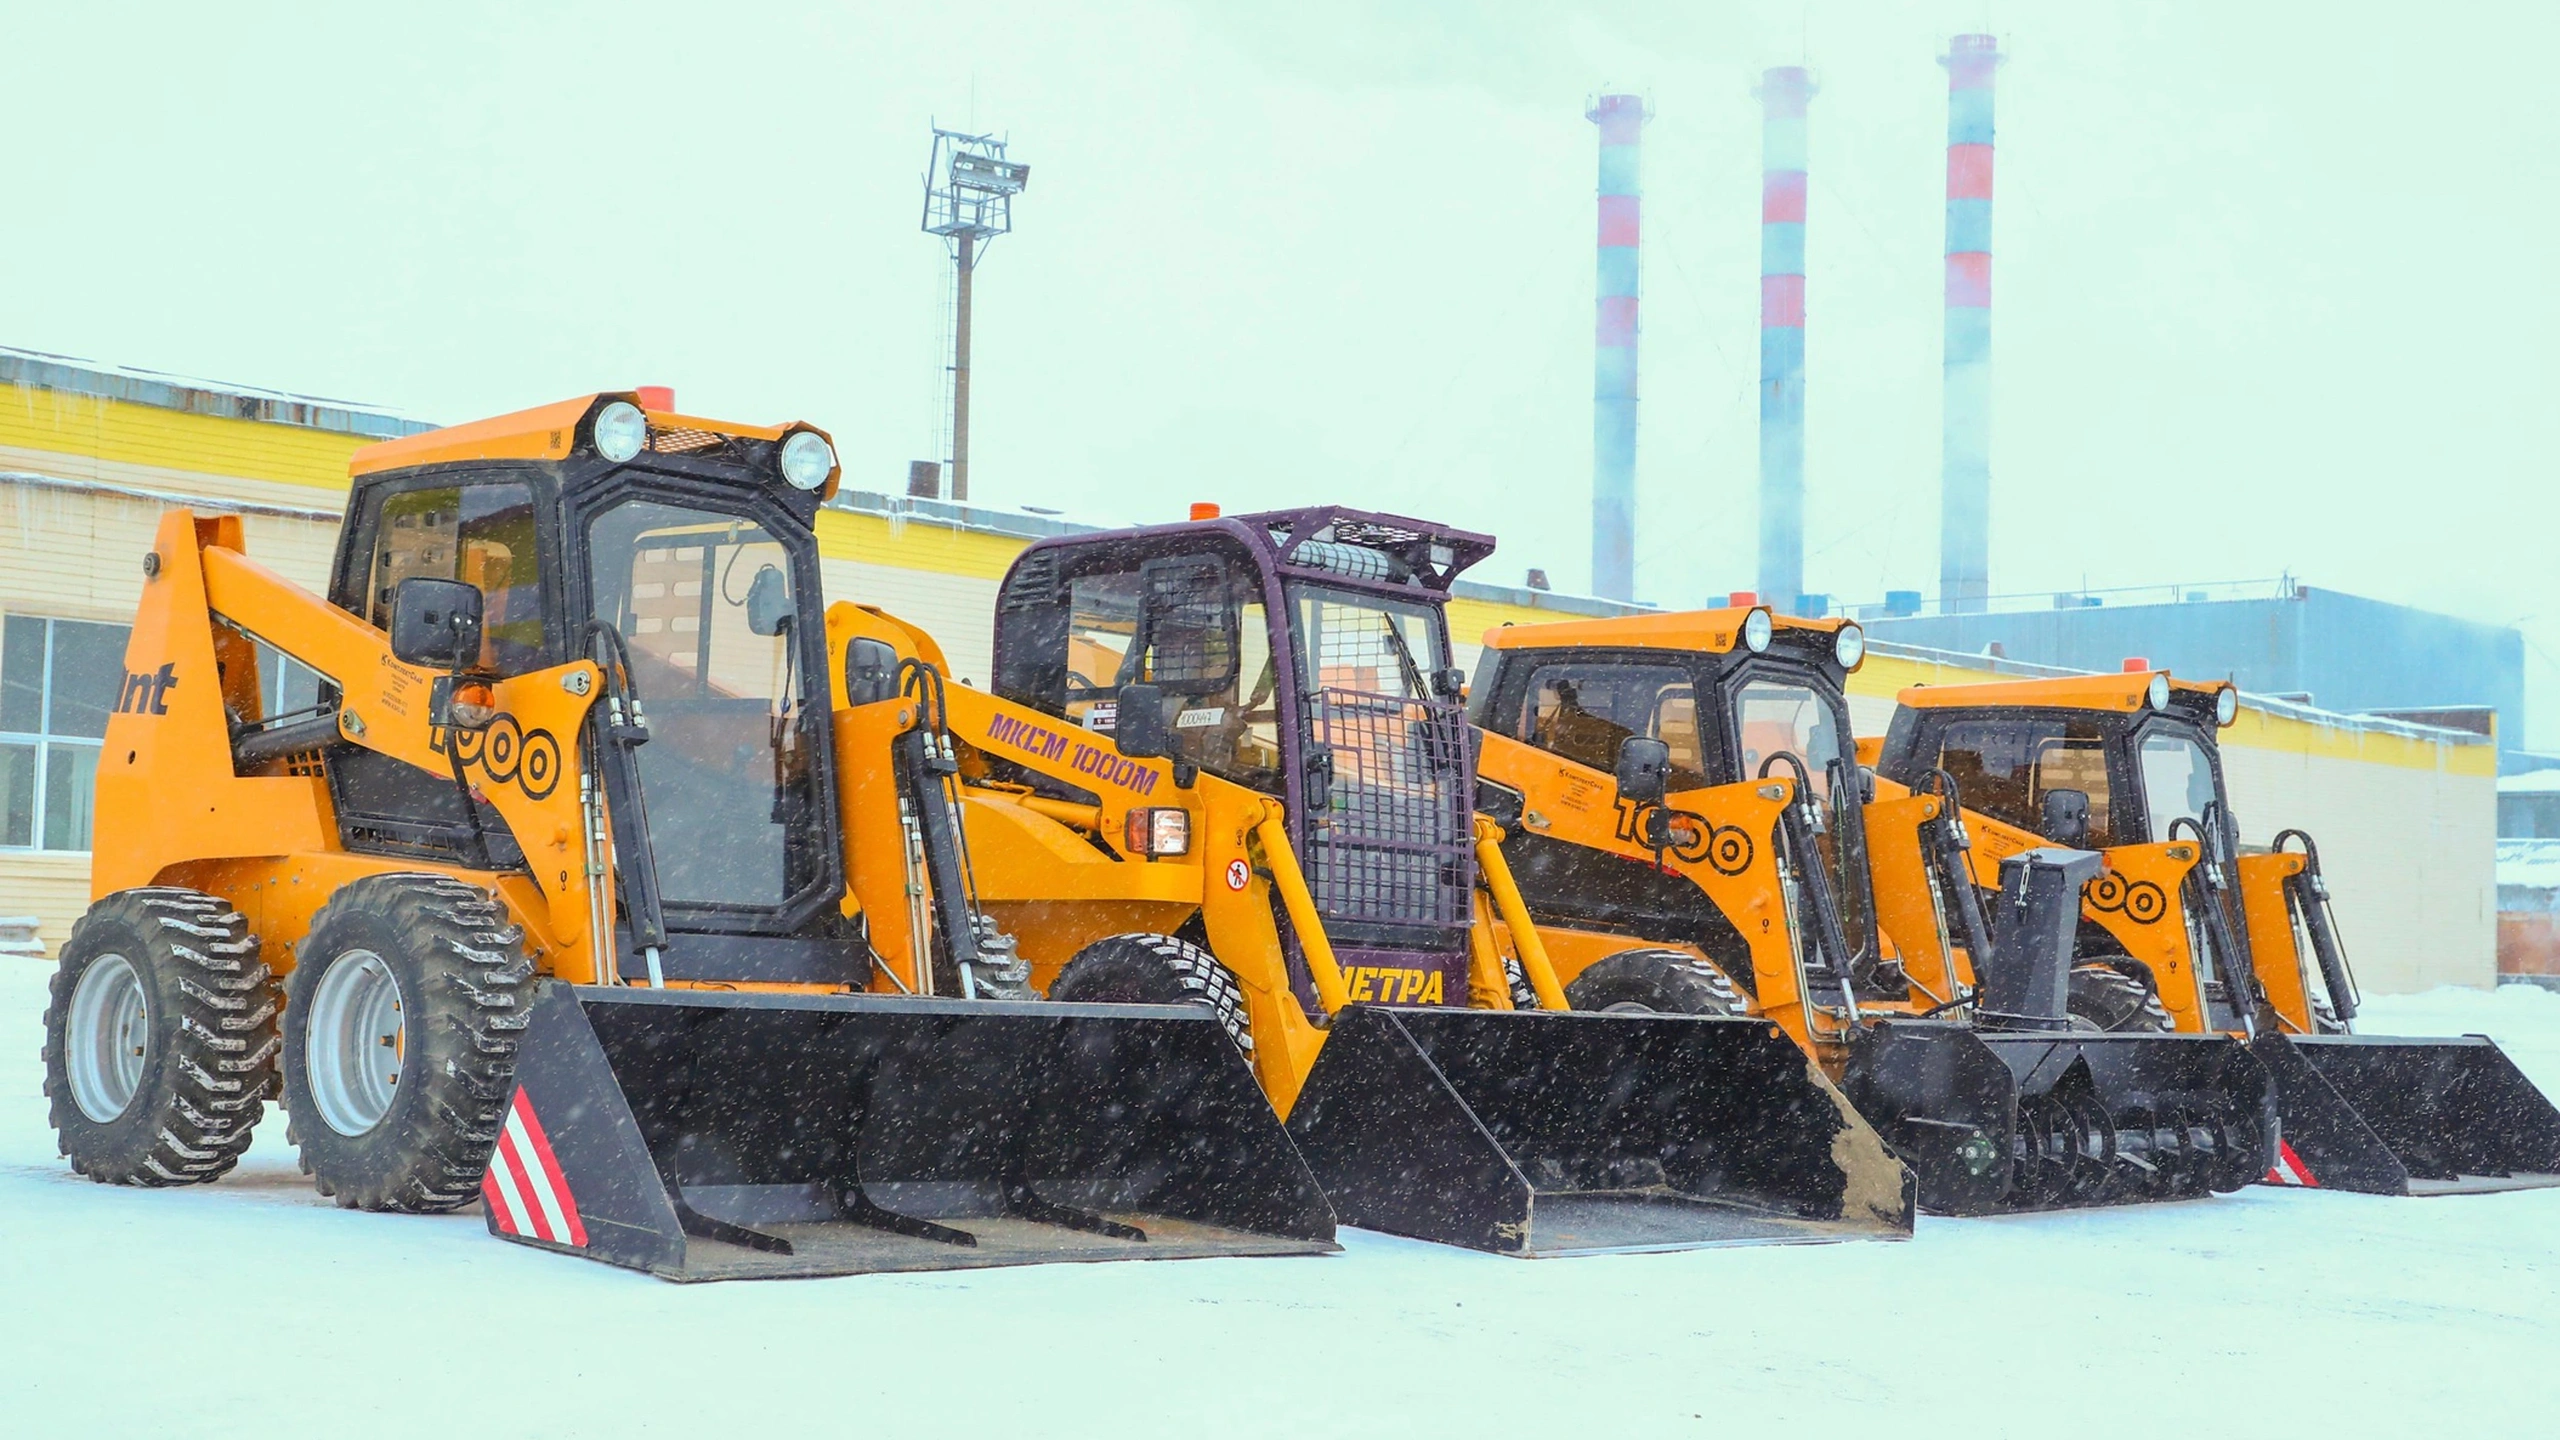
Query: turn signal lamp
1125,807,1191,857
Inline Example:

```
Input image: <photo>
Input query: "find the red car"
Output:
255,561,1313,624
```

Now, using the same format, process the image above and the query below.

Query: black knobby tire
43,887,278,1185
2066,964,2174,1033
282,873,532,1211
1563,948,1749,1016
1047,933,1255,1058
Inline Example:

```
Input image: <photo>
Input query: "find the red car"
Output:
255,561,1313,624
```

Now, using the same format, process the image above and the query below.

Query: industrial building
0,350,1626,956
1861,583,2528,769
0,345,2500,998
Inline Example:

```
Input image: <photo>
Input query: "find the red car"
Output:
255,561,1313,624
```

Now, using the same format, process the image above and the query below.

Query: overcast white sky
5,3,2556,739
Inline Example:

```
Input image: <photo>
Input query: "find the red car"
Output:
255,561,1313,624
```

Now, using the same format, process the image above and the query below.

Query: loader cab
993,507,1492,951
1875,678,2237,853
327,395,857,979
1472,612,1878,976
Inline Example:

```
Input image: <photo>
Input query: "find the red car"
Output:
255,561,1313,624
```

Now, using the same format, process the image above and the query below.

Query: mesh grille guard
1303,686,1475,930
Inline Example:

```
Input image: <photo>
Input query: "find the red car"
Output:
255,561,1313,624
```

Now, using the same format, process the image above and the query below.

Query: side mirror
390,578,483,671
2039,788,2091,848
1431,666,1467,700
1616,735,1672,806
843,637,898,707
745,565,794,637
1114,683,1171,760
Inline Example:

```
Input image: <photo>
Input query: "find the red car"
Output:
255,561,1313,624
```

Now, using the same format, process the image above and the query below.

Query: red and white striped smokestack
1756,67,1813,613
1588,94,1649,603
1939,34,2000,614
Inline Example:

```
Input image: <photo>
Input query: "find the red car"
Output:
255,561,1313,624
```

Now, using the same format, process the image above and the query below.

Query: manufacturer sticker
440,715,566,802
1341,965,1444,1005
1174,707,1226,729
114,663,179,715
2085,871,2169,925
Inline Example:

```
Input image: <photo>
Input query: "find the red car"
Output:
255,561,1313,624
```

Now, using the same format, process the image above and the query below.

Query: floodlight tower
922,127,1029,503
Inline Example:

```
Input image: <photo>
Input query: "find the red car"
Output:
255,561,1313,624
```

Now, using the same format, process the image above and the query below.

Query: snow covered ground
4,965,2556,1440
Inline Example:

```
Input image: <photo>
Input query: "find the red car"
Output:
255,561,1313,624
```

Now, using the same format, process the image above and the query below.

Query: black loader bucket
481,986,1338,1281
1283,1007,1914,1255
1845,1021,2276,1214
2253,1034,2560,1195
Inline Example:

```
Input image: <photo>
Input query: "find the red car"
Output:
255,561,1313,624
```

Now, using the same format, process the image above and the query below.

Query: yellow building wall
0,383,2503,992
2,382,365,957
1,382,370,493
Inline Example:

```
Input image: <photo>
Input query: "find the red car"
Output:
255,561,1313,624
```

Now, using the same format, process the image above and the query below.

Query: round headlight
2146,673,2172,711
1742,608,1774,654
2215,686,2239,726
1834,623,1865,669
594,401,647,463
779,430,836,491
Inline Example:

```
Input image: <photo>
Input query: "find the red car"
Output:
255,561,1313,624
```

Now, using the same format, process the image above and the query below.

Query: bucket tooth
2254,1034,2560,1195
483,985,1337,1281
1285,1006,1914,1255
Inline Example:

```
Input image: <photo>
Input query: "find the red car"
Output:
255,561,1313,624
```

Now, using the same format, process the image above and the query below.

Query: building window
1,615,132,852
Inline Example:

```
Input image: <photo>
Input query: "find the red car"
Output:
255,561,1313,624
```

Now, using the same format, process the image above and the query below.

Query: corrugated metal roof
1867,638,2491,746
0,345,433,440
826,489,1651,619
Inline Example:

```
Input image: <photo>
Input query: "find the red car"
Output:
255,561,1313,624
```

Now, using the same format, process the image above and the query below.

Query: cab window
1506,661,1707,790
365,482,546,675
1934,716,2115,847
1061,561,1280,790
2137,729,2219,841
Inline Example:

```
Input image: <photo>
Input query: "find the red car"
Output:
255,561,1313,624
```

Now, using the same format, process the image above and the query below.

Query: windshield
1730,672,1873,957
2138,727,2221,842
587,498,824,913
1291,585,1445,701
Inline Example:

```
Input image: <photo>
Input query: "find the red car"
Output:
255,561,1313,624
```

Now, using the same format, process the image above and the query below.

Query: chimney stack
1939,34,2001,614
1756,67,1813,612
1587,93,1649,603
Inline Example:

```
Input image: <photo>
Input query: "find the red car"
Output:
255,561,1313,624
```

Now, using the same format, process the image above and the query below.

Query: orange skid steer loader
827,508,1914,1254
1467,607,2277,1213
1872,669,2560,1196
42,395,1335,1280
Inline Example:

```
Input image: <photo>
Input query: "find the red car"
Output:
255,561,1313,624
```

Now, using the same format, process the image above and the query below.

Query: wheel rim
1600,1000,1658,1015
305,949,405,1137
66,953,150,1123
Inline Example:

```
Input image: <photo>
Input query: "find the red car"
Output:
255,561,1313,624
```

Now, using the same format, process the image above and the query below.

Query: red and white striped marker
482,1088,589,1246
2263,1139,2320,1188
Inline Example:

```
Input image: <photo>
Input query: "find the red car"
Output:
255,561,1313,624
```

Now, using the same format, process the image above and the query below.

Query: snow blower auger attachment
1842,847,2273,1213
1874,669,2560,1197
1845,1024,2274,1214
942,507,1912,1255
1288,1007,1913,1254
494,987,1333,1280
52,396,1333,1282
1465,605,2275,1216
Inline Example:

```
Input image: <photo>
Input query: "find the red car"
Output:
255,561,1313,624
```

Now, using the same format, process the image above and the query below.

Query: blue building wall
1866,587,2525,759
